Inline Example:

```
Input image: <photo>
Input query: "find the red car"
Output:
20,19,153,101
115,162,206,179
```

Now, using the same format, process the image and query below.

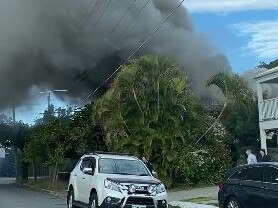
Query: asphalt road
0,178,67,208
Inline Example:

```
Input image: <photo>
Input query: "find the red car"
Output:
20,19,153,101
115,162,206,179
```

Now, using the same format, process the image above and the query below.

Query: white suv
67,152,168,208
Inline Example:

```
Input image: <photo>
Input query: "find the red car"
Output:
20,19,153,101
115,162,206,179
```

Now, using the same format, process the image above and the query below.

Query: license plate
132,205,146,208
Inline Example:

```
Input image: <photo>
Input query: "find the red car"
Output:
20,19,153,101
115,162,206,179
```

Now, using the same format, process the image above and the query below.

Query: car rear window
230,169,247,180
230,166,264,182
245,167,264,182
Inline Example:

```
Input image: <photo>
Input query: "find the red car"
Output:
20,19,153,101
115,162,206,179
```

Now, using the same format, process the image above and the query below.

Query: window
230,169,247,180
265,167,278,184
98,158,150,176
80,157,91,171
245,167,264,182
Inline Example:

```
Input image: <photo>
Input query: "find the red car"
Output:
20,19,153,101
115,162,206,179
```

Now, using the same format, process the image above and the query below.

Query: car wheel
89,193,98,208
226,196,241,208
67,189,78,208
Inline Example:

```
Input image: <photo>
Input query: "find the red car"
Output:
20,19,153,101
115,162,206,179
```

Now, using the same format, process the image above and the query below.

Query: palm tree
94,55,199,159
196,72,254,145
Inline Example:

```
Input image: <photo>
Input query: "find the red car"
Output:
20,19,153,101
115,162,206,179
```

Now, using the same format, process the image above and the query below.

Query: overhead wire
67,0,141,92
120,0,151,35
107,0,138,36
79,0,186,105
94,0,114,27
85,0,102,21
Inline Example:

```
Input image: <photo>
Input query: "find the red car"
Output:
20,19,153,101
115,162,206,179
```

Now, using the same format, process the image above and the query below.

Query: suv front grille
134,186,149,195
125,197,155,206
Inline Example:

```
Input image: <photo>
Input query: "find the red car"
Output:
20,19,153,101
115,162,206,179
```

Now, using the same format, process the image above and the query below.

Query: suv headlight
156,183,166,194
104,179,121,192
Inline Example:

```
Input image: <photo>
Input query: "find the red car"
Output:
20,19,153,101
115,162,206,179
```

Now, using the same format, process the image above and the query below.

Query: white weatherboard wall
254,66,278,152
0,147,5,159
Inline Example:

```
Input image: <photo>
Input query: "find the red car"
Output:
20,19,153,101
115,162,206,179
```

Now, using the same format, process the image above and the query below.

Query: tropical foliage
258,59,278,69
24,105,106,181
207,72,260,164
93,56,231,186
13,56,261,186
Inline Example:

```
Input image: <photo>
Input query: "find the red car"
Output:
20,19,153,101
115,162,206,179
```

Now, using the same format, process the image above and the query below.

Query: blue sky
185,0,278,74
4,0,278,124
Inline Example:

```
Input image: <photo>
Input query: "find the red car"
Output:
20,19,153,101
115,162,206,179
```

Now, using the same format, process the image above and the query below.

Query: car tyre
67,189,78,208
225,196,241,208
89,192,98,208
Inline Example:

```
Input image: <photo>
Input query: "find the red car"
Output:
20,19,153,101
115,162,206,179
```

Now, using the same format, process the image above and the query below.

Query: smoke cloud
0,0,231,109
242,67,278,99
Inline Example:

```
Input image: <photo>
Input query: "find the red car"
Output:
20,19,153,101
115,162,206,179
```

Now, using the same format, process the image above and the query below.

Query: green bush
159,143,230,186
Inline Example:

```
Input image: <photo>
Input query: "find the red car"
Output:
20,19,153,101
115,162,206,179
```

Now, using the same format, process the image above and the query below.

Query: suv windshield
98,158,151,176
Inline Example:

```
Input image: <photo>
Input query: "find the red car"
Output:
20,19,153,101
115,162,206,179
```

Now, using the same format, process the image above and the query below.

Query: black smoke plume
0,0,231,109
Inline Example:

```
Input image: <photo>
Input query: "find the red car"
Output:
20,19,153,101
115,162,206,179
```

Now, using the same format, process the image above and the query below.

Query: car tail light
217,181,225,190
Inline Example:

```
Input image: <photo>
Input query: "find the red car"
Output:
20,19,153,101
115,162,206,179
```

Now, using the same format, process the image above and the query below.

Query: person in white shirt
246,149,257,164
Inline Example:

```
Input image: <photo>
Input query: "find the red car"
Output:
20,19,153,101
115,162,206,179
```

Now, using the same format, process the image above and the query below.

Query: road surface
0,178,67,208
0,178,218,208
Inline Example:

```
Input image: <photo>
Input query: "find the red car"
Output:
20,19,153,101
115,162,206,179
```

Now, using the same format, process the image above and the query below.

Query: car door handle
261,186,268,190
82,177,85,179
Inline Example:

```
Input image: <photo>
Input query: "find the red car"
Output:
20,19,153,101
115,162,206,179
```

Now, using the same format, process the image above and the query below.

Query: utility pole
12,102,16,124
38,90,68,111
47,91,51,111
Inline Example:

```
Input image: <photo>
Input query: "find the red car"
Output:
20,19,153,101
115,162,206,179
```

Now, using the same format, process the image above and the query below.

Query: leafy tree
24,105,106,181
0,119,29,181
94,56,231,186
69,105,106,154
0,114,13,124
25,118,72,181
222,98,260,164
206,72,259,164
200,72,254,143
34,104,56,125
258,59,278,69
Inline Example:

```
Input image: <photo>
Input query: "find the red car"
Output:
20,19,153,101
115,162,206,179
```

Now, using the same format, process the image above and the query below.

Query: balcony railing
260,97,278,121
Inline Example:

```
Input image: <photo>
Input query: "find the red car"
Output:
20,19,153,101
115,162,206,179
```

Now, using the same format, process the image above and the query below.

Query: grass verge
182,197,217,203
25,178,68,193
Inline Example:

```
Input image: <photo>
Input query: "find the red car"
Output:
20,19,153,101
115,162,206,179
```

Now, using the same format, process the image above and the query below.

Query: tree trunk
32,161,37,180
14,147,23,183
53,163,58,182
14,146,19,181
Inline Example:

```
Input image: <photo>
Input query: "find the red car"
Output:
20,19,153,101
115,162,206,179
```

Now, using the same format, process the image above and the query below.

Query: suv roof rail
90,151,133,156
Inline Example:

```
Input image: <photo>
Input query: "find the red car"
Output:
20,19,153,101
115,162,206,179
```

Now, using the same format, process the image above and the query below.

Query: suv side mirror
152,171,158,178
83,167,93,175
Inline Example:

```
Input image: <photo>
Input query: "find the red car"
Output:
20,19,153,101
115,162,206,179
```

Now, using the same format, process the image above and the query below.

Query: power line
108,0,138,36
120,0,151,35
68,0,147,93
94,0,114,27
80,0,186,104
67,0,143,93
85,0,102,21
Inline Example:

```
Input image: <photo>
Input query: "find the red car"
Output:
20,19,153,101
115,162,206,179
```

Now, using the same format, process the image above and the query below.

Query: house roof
254,66,278,80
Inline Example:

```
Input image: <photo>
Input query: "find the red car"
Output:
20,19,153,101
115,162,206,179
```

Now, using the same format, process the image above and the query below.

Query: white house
254,66,278,156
